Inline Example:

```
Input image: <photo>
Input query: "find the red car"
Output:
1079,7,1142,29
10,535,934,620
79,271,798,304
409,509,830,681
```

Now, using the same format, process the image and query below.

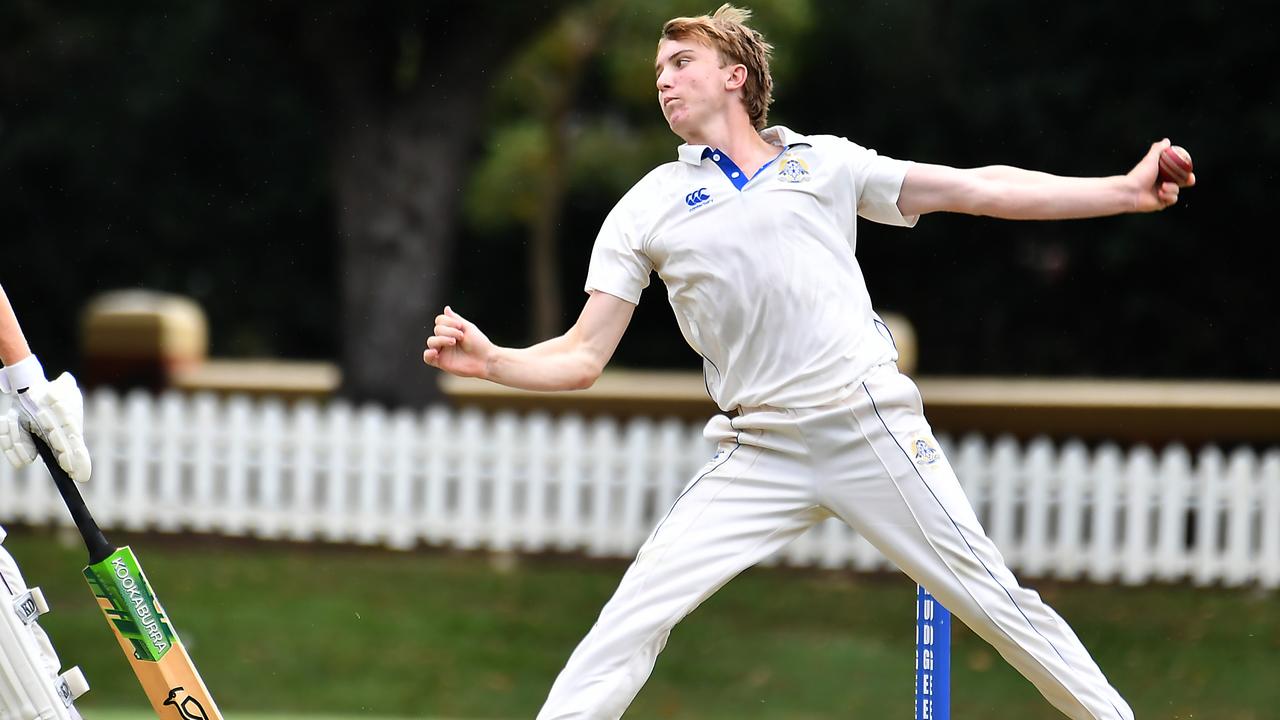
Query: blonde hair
661,4,774,130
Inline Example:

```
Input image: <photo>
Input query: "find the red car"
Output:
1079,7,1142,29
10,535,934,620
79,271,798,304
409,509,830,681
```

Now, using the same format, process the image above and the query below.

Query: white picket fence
1,390,1277,588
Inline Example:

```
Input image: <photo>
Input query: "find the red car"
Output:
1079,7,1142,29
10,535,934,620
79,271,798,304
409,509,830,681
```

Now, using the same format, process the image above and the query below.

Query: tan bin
81,290,208,390
879,312,917,376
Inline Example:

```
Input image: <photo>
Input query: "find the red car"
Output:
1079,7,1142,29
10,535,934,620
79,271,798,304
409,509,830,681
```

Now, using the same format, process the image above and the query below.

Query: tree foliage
1,0,1275,394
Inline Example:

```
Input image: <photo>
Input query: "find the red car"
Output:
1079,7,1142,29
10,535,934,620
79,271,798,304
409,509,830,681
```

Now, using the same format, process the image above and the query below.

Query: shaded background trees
1,0,1275,406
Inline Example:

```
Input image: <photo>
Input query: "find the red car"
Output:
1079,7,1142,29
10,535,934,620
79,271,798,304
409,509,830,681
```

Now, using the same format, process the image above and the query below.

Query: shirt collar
676,126,808,165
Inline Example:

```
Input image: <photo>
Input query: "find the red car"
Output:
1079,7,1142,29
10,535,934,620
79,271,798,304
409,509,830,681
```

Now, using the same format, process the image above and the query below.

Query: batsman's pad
0,538,90,720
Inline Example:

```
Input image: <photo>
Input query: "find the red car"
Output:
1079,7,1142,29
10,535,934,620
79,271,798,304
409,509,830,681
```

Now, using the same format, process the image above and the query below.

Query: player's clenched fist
422,306,493,379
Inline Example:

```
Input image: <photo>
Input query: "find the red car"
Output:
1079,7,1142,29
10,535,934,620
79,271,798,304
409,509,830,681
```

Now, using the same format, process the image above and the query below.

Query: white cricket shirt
585,126,918,411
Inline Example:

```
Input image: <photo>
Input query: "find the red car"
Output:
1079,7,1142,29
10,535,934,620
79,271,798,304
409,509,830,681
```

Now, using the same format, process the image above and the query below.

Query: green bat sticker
84,547,177,662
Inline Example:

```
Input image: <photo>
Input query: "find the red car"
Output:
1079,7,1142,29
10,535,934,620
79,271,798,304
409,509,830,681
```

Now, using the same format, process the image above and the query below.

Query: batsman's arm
0,284,34,365
424,290,635,392
897,139,1193,220
0,283,93,482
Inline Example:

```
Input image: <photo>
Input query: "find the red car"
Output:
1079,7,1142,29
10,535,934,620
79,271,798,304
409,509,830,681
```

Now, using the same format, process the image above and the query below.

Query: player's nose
656,67,673,91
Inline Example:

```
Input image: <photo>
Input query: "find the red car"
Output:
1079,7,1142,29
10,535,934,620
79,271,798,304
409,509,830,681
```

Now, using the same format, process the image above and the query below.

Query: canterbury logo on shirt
685,187,712,209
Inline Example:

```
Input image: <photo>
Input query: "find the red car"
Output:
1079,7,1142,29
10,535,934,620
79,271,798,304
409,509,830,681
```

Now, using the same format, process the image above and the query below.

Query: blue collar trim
702,145,792,191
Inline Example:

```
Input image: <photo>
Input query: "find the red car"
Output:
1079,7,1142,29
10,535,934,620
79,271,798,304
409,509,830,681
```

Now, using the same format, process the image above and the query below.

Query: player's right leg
819,367,1132,720
0,524,89,720
537,412,825,720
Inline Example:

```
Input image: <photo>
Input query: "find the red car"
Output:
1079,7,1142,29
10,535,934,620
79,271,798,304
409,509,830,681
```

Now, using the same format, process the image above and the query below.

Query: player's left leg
0,524,90,719
813,366,1132,720
538,412,828,720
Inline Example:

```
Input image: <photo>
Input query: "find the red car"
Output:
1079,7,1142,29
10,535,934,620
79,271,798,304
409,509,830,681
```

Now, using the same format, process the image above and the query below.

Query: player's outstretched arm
897,139,1194,220
423,290,636,392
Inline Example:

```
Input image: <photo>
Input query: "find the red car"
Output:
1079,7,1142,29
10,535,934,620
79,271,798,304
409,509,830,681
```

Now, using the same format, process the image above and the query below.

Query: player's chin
665,115,695,141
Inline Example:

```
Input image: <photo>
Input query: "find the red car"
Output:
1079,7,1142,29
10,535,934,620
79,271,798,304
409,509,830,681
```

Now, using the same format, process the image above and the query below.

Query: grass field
7,526,1276,719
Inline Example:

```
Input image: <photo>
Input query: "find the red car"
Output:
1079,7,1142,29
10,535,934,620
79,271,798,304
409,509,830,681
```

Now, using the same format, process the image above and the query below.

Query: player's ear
724,64,748,91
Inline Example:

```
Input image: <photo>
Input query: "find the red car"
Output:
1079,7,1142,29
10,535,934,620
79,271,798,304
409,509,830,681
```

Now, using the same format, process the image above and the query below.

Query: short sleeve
840,140,919,228
584,193,653,304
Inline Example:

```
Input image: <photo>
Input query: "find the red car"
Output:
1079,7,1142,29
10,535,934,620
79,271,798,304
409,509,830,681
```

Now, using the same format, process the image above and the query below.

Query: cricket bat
35,437,223,720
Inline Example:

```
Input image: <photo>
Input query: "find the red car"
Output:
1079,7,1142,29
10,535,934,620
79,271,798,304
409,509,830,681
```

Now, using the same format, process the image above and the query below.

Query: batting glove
0,356,93,482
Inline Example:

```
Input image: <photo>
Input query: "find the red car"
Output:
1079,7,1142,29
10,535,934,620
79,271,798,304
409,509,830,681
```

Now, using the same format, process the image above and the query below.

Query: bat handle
34,437,116,565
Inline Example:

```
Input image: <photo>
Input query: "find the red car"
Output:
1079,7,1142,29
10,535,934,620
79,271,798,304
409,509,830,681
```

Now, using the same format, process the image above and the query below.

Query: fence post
1224,448,1257,586
386,410,417,550
523,413,553,552
1056,441,1088,580
156,392,186,533
1192,447,1226,586
257,398,286,540
455,409,486,550
223,395,252,535
587,416,620,557
490,411,520,553
1088,444,1123,583
1156,445,1192,582
1023,437,1054,578
1261,450,1280,589
189,392,218,534
354,406,387,546
121,392,152,532
289,401,320,541
554,415,586,552
321,403,354,542
1122,446,1156,585
422,406,452,546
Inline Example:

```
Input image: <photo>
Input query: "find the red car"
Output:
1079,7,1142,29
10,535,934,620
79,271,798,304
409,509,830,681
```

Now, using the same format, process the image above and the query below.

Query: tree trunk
332,88,482,407
527,2,621,340
302,3,571,407
530,108,568,341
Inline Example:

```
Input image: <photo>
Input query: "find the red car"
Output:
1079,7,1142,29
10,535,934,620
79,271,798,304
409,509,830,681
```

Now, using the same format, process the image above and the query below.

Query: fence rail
2,391,1277,588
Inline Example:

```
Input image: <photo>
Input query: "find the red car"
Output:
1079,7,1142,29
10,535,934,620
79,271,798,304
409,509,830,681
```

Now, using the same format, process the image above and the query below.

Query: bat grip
34,437,116,565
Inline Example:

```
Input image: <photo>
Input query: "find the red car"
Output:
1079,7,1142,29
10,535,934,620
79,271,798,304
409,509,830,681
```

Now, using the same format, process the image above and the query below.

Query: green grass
7,526,1276,719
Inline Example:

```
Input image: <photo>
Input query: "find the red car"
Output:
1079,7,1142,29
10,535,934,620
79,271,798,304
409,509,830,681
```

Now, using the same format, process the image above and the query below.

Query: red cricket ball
1157,145,1193,187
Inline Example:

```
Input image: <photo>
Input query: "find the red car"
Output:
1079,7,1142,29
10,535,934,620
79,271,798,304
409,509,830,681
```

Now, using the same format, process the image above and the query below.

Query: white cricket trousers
537,365,1133,720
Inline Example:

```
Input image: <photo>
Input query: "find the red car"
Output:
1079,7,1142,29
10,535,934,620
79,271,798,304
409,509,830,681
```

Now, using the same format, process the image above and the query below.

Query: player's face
655,38,732,139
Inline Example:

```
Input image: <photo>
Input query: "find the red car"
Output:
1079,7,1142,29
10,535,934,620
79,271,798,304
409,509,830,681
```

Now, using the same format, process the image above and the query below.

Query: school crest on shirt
777,153,811,183
911,434,941,466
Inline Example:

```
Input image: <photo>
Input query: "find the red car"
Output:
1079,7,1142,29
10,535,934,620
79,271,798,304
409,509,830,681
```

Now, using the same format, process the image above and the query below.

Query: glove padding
0,373,92,482
0,408,37,468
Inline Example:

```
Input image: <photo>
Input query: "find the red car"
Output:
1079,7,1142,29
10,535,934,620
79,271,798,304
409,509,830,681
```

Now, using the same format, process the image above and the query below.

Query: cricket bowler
424,5,1192,718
